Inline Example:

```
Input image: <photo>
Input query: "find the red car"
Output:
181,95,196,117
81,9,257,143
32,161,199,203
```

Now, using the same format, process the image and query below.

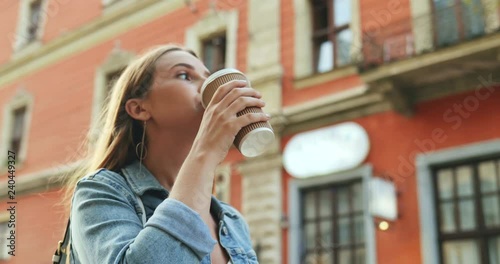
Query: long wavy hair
63,44,196,205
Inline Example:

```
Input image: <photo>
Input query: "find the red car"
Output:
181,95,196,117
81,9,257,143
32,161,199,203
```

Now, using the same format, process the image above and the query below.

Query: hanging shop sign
283,122,370,178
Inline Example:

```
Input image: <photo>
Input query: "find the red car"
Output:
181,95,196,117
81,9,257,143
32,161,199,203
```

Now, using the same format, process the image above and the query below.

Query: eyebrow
170,63,211,77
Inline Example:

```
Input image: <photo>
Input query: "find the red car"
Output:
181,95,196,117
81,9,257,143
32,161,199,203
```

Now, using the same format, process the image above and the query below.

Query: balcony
358,1,500,115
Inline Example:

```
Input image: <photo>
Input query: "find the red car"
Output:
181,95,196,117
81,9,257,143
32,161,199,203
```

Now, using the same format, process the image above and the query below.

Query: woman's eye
178,73,191,81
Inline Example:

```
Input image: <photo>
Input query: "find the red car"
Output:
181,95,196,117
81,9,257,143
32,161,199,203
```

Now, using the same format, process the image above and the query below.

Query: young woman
65,44,267,263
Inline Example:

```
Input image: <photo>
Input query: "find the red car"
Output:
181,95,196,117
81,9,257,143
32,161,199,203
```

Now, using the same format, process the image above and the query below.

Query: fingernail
265,113,271,118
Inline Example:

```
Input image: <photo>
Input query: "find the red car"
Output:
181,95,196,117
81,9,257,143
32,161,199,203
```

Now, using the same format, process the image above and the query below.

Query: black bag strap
52,218,71,264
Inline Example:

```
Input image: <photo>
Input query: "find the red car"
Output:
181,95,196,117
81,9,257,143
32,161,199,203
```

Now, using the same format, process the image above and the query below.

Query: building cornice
0,161,81,200
293,66,358,90
237,154,282,176
0,0,186,88
278,85,394,135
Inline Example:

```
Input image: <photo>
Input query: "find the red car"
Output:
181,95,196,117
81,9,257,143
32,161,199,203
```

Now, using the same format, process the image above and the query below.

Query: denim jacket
69,160,258,263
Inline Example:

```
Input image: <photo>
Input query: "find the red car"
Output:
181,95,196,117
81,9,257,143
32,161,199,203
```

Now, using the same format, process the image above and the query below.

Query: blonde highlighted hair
62,44,196,205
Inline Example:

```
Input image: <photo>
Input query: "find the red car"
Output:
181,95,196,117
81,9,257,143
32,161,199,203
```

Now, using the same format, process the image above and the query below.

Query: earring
136,120,148,176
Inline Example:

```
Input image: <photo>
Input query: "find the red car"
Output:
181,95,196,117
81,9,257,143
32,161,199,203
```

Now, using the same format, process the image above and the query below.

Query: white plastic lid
238,127,275,157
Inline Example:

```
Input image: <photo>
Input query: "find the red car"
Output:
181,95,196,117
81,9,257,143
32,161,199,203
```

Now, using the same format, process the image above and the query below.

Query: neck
142,129,195,191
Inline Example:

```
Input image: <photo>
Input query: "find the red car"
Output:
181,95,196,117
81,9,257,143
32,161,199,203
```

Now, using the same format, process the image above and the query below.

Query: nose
197,81,204,94
197,76,207,93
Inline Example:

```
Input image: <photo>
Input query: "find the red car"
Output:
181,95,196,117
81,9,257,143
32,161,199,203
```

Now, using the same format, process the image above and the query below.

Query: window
1,90,33,167
27,0,43,44
311,0,353,73
289,165,376,264
91,48,134,136
432,0,485,47
9,106,27,155
301,181,365,264
185,10,237,70
417,140,500,264
12,0,46,51
433,157,500,264
201,34,227,73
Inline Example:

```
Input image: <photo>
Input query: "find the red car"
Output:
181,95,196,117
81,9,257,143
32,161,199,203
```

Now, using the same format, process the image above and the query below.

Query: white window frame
101,0,136,14
416,139,500,264
0,214,11,261
288,164,377,264
293,0,362,79
12,0,48,56
102,0,124,6
91,47,135,139
0,89,34,169
185,9,238,69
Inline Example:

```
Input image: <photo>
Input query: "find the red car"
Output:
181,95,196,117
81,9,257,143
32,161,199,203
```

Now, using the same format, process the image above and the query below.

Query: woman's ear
125,98,151,121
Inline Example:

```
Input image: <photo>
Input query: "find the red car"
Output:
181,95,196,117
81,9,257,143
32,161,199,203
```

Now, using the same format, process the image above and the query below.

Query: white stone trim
0,213,9,223
0,160,81,199
351,0,363,64
283,85,368,115
288,165,377,264
238,155,282,175
102,0,136,15
91,46,135,136
0,220,10,260
214,163,231,203
282,85,382,124
293,0,362,79
409,0,433,54
0,89,34,168
240,155,283,264
294,66,358,89
482,0,500,33
293,0,313,79
247,0,281,72
185,9,238,69
102,0,131,7
416,139,500,264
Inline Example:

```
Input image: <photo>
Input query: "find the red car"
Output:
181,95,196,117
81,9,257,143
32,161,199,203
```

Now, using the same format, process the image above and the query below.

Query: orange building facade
0,0,499,264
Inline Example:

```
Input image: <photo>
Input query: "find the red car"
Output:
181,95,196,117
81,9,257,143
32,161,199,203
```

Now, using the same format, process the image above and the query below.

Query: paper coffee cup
201,68,275,157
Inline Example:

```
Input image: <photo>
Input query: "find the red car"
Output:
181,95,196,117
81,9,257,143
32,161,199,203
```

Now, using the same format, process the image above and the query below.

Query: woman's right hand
190,80,270,165
170,80,268,216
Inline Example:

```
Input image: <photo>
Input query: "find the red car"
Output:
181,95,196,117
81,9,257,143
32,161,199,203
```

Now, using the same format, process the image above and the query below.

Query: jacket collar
120,160,231,221
120,160,167,196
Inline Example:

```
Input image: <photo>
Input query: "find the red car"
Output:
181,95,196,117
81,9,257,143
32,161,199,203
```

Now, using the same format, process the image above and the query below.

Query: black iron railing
359,1,499,71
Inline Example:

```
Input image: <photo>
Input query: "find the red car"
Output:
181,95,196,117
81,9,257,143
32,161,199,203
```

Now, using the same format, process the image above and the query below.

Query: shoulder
73,168,135,205
76,168,131,190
